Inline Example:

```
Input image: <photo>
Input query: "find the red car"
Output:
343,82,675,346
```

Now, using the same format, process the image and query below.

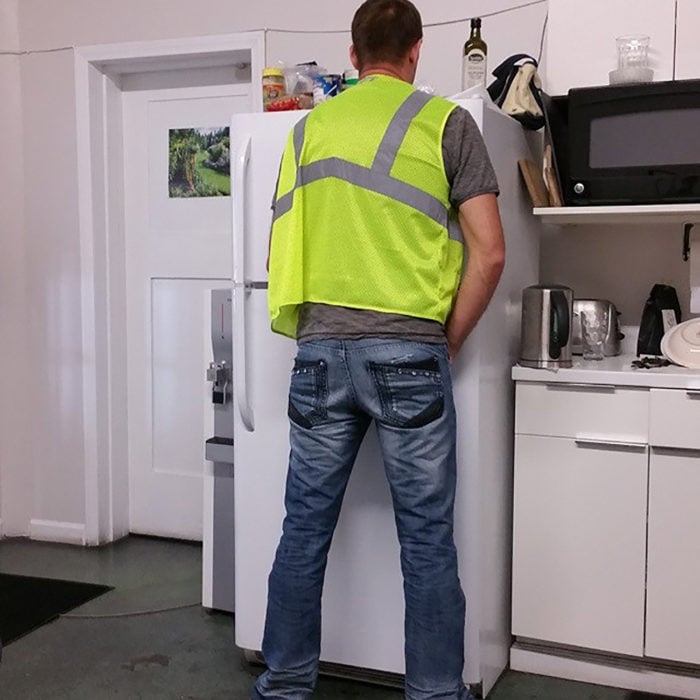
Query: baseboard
29,519,86,545
511,640,700,699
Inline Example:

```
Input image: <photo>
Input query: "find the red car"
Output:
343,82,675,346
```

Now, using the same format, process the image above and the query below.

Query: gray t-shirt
296,105,499,343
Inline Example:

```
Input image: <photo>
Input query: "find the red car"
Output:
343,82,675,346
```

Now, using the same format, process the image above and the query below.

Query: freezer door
233,289,405,674
231,110,309,286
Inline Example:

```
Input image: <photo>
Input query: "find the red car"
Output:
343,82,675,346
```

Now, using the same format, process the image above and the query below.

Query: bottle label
462,50,487,90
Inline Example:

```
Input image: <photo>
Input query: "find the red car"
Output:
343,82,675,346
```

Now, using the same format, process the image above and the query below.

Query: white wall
18,1,540,52
0,0,31,536
266,2,547,98
1,0,548,541
541,225,692,329
22,50,86,532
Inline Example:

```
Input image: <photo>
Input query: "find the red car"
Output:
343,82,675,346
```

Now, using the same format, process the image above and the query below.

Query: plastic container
313,74,342,105
262,67,286,111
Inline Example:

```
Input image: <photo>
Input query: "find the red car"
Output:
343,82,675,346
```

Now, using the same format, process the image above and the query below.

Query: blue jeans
252,339,473,700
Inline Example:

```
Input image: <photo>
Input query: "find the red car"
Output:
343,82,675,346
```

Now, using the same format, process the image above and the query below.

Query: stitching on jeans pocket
369,359,444,429
288,359,328,428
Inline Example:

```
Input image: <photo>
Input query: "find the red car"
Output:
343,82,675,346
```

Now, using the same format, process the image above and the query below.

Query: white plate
661,319,700,369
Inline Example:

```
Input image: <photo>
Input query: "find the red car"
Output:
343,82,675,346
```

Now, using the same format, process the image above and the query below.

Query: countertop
512,354,700,389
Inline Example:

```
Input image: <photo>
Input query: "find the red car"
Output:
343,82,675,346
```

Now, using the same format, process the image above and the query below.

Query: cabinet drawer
515,382,648,442
649,388,700,450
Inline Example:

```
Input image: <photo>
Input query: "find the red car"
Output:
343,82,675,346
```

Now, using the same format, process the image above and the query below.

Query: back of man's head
351,0,423,69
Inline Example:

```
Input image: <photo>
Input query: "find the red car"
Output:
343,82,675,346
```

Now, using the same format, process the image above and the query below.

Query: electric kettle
519,285,573,368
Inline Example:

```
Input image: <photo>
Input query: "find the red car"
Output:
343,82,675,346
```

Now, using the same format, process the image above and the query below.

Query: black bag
637,284,682,356
487,54,545,130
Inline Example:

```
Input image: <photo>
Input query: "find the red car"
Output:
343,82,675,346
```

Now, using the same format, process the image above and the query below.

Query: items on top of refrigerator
313,74,342,105
262,67,286,109
343,68,359,86
462,17,487,90
263,62,359,111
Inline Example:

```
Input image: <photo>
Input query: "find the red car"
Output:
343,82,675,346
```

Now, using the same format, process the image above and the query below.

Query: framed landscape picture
168,127,230,198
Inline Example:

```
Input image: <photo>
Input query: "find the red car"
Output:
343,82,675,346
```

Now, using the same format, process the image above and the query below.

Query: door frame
74,32,264,545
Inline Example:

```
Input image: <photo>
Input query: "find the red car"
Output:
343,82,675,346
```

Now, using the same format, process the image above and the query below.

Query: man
254,1,505,698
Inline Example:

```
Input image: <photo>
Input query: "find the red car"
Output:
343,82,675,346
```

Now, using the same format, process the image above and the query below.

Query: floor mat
0,573,112,646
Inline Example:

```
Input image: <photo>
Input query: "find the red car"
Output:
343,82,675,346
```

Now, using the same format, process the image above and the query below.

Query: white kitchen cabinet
646,447,700,665
545,0,676,95
645,388,700,665
675,0,700,80
513,377,700,669
512,433,648,655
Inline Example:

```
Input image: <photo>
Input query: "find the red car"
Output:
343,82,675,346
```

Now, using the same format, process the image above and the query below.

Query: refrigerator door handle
233,286,255,432
232,133,254,432
233,135,252,286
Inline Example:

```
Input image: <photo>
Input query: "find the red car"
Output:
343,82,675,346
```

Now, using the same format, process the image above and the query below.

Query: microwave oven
543,78,700,206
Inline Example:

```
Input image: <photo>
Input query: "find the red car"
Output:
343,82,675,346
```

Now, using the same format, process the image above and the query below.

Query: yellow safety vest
268,74,463,339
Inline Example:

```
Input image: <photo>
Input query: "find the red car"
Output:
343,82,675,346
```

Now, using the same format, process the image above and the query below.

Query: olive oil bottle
462,17,487,90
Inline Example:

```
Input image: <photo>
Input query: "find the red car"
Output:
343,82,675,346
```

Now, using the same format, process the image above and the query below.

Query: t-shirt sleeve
442,106,499,209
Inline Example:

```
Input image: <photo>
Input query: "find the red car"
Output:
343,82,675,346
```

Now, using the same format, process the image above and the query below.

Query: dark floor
0,536,637,699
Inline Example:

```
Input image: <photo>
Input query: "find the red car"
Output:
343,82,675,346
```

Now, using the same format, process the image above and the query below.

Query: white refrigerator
226,100,540,696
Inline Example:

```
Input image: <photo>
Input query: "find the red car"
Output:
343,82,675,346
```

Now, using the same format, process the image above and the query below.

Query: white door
122,81,252,539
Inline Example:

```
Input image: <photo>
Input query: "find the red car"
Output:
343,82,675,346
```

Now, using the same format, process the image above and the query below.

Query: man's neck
359,63,411,83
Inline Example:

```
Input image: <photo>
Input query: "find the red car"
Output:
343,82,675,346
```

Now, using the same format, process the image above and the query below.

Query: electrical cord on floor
60,602,201,619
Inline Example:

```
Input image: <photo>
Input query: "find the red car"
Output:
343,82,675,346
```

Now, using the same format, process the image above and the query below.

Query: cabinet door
545,0,676,95
646,448,700,664
512,434,648,655
676,0,700,80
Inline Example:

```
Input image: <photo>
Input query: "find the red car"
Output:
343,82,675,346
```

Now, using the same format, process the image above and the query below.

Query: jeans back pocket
369,356,444,429
288,359,329,429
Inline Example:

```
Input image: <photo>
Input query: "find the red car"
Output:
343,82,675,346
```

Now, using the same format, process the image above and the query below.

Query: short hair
351,0,423,68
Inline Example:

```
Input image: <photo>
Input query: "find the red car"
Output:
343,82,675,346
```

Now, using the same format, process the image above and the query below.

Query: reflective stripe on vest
272,92,463,244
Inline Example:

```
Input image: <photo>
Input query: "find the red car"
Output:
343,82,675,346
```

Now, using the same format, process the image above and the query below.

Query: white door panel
128,278,222,538
124,84,251,539
147,95,241,234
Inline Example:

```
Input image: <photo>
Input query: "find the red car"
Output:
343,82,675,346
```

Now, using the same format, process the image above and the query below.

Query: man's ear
350,44,360,71
408,38,423,66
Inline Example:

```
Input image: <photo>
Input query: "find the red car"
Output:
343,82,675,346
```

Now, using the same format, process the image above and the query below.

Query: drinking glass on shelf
580,310,608,361
616,35,650,71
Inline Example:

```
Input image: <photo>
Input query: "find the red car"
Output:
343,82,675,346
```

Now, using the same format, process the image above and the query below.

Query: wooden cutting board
543,145,563,207
518,158,550,208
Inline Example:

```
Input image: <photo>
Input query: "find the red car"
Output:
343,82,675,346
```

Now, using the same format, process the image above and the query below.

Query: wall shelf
533,204,700,226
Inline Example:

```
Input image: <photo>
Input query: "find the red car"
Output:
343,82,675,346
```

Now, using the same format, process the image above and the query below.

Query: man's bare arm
445,193,506,360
